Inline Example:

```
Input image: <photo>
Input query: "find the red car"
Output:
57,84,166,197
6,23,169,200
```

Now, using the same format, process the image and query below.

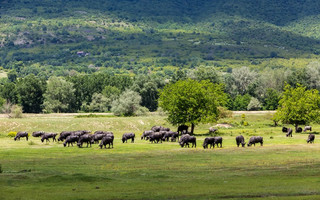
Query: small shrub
243,121,249,126
218,107,232,118
28,141,36,145
10,105,23,118
270,136,274,139
8,131,17,137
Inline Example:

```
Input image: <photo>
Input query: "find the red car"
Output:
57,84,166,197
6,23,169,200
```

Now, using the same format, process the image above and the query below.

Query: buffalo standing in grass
296,127,303,133
304,126,312,132
14,132,28,141
151,126,162,132
63,135,79,147
236,135,246,147
58,131,74,142
179,134,196,148
77,134,94,148
99,136,114,149
209,127,218,134
122,133,135,143
177,125,188,135
141,130,154,140
213,136,223,148
170,132,179,142
307,134,315,144
203,137,215,149
41,133,58,143
282,127,288,133
163,131,179,142
147,132,163,143
247,136,263,147
32,131,45,137
286,128,293,137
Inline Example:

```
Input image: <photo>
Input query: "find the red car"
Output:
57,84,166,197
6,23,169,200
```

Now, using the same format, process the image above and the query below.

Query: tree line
1,63,320,115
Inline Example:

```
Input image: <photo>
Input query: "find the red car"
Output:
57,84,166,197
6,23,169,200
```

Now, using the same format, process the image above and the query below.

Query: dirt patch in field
215,124,233,128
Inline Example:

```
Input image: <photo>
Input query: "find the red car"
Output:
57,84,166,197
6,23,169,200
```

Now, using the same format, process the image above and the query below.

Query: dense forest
1,0,320,113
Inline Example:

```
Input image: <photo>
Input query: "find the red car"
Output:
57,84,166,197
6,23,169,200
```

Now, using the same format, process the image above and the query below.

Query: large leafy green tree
159,79,227,134
16,74,46,113
43,76,76,113
274,84,320,132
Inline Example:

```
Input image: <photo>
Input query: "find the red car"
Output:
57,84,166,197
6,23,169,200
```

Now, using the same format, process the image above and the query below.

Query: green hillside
1,0,320,76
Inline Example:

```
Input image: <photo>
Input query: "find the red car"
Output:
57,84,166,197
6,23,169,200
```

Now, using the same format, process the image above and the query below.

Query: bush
135,106,149,116
247,97,262,111
10,105,23,118
218,107,232,118
111,89,143,116
8,131,17,137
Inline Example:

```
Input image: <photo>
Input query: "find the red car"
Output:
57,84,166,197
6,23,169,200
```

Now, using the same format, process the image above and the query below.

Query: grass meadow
0,112,320,200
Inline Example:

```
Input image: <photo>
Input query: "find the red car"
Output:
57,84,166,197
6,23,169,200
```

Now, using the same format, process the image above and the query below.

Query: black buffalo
177,125,188,135
247,136,263,147
236,135,246,147
14,131,28,141
77,134,94,148
286,128,293,137
32,131,45,137
147,132,163,143
151,126,162,132
202,137,215,149
41,133,58,143
58,131,74,141
63,135,79,147
296,127,303,133
304,126,312,132
99,136,114,149
213,136,223,148
282,127,288,133
122,133,135,143
307,134,315,144
141,130,154,140
179,134,196,148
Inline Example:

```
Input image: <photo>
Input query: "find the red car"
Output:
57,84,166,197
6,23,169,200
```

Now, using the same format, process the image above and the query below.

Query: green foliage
232,94,252,111
16,74,46,113
7,131,17,137
159,79,227,133
275,84,320,128
247,97,262,111
111,89,145,116
88,93,110,112
43,76,76,113
263,88,280,110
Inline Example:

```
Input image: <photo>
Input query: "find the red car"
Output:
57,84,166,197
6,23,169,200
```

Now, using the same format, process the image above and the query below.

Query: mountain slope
1,0,320,76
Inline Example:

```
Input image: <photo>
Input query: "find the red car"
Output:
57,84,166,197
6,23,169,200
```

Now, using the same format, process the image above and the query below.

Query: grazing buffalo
202,137,215,149
147,132,163,143
286,128,293,137
296,127,303,133
179,134,196,148
58,131,74,141
236,135,246,147
93,133,106,144
32,131,45,137
63,135,79,147
209,127,218,134
177,125,188,135
307,134,315,144
247,136,263,147
122,133,135,143
77,134,94,148
213,136,223,148
14,132,28,141
163,131,179,142
41,133,58,143
141,130,154,140
170,132,179,142
99,136,114,149
151,126,162,132
282,127,288,133
304,126,312,132
160,127,170,132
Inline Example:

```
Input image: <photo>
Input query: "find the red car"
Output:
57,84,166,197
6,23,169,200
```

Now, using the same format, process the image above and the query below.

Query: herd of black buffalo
12,125,316,149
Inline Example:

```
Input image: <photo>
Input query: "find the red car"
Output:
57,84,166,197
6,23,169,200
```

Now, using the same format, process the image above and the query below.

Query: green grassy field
0,112,320,200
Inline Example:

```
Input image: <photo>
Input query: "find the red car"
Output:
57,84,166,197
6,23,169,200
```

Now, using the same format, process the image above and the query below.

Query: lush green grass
0,112,320,199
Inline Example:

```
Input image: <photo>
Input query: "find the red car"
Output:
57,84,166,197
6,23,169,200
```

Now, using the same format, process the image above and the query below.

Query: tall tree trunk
191,123,195,135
